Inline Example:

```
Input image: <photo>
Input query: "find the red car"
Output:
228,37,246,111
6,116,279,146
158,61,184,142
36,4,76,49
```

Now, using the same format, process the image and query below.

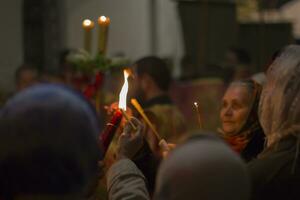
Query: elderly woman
248,45,300,200
219,79,265,161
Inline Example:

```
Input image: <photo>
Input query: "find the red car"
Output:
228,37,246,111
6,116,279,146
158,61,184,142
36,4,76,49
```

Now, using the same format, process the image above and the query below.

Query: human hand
104,102,119,116
159,140,176,158
116,117,145,160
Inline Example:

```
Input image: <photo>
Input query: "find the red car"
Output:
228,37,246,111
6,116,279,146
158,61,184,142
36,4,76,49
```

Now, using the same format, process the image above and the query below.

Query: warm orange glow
194,102,198,107
118,70,130,110
98,16,111,26
82,19,95,29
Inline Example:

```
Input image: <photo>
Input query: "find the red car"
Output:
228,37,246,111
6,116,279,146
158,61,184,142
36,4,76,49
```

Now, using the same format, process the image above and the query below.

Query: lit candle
99,69,132,155
82,19,95,53
194,102,203,129
118,69,136,130
97,16,110,55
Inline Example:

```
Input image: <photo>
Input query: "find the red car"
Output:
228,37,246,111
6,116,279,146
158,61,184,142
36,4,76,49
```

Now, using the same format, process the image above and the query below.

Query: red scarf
223,134,249,153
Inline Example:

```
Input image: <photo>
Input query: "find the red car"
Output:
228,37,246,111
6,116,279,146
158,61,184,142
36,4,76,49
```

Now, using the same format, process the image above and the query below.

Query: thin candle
194,102,203,129
131,98,161,140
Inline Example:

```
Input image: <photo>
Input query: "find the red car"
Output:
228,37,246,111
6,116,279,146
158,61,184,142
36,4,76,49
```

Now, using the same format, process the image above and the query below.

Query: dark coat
248,135,300,200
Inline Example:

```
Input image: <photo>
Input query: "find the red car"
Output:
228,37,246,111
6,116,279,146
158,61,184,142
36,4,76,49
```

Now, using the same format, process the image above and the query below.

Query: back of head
15,64,39,91
0,84,101,199
229,47,251,65
135,56,171,91
154,134,250,200
259,45,300,146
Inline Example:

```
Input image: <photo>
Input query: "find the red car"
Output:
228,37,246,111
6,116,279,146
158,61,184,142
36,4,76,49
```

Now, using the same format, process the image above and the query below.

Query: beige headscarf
154,134,250,200
259,45,300,147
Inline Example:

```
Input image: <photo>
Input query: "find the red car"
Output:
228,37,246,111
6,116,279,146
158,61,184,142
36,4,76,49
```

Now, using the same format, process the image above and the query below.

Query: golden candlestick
97,16,110,55
82,19,94,53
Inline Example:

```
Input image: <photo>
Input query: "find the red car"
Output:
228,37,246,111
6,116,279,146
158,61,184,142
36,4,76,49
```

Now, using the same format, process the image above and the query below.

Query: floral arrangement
66,49,130,100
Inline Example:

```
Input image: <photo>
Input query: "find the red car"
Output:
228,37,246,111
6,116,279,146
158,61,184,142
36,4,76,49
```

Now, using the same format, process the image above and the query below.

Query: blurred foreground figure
0,84,102,200
107,130,250,200
248,45,300,200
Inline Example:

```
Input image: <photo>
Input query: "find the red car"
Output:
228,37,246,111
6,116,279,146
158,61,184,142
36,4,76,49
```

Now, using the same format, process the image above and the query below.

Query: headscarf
220,80,264,155
0,84,102,198
259,45,300,147
154,134,250,200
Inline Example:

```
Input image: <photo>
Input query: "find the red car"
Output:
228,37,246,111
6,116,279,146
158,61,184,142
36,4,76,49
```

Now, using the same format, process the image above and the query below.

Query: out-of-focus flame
82,19,94,29
98,16,111,25
194,102,198,107
118,70,130,110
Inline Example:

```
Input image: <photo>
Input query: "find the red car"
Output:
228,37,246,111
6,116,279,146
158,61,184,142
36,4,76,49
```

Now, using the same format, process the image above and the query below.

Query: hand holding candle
116,118,145,160
99,69,132,155
131,98,171,154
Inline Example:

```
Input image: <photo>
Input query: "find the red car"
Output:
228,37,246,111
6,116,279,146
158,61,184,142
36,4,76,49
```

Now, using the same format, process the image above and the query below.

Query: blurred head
15,65,39,91
220,80,258,135
259,45,300,146
154,134,250,200
225,47,251,67
0,84,102,199
133,56,171,100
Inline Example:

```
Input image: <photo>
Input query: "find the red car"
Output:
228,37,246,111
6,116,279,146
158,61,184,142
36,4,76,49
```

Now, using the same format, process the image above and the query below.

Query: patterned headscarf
0,84,102,198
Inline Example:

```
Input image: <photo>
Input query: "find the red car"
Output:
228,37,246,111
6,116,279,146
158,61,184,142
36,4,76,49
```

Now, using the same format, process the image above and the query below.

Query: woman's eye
221,101,227,108
232,103,242,109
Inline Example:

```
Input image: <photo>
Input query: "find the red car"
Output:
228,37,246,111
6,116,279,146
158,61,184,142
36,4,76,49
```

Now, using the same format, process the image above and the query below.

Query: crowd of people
0,44,300,200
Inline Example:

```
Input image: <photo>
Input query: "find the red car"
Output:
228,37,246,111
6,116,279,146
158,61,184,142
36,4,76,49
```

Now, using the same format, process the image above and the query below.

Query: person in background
219,79,265,162
248,45,300,200
127,56,187,195
15,64,39,91
223,47,252,85
0,84,102,200
132,56,186,144
252,49,282,85
107,125,250,200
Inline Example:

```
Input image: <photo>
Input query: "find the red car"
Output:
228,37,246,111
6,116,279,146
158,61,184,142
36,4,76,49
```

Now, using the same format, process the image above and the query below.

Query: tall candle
97,16,110,55
82,19,94,53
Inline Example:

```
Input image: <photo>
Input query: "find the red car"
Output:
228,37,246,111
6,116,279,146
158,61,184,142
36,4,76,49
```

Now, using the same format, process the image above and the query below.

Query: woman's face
220,85,252,135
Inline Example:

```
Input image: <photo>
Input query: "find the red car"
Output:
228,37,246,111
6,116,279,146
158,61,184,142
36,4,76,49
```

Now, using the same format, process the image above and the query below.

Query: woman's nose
224,106,233,116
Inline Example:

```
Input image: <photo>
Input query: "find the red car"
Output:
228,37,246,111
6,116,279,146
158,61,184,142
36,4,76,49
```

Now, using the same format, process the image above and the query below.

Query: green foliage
66,49,130,75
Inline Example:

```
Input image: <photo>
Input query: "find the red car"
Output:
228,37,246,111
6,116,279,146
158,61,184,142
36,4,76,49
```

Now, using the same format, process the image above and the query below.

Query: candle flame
100,16,107,22
118,70,130,110
98,16,110,25
82,19,94,28
194,102,198,107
